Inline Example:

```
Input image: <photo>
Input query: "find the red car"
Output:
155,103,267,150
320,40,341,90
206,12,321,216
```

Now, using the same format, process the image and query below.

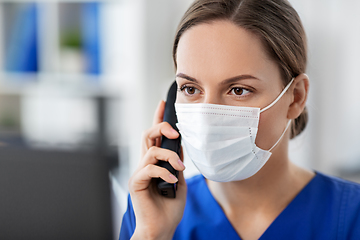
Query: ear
287,73,309,119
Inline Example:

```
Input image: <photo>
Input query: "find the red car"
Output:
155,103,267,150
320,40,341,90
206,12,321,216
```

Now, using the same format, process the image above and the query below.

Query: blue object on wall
5,3,38,73
81,2,101,76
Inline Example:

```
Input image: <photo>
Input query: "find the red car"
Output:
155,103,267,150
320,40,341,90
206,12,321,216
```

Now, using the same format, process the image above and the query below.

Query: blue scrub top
120,172,360,240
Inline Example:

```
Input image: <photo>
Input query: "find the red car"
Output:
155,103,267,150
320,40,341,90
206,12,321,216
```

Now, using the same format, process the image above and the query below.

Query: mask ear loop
260,78,295,113
268,120,292,152
261,78,295,152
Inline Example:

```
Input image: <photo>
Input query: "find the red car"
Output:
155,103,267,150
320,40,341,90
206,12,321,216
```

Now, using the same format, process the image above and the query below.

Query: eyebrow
176,73,260,85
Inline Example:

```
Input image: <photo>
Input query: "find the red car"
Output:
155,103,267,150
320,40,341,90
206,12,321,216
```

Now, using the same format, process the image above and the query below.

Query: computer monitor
0,147,113,240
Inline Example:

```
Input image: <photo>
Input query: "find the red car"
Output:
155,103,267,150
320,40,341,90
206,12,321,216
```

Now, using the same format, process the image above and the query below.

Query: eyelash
179,85,201,96
229,87,252,97
179,84,253,98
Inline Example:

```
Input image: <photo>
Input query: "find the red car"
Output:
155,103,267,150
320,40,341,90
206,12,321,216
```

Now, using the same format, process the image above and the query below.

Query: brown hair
173,0,308,139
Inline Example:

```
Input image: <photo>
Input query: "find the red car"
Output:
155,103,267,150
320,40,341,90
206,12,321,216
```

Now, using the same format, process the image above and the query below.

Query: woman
120,0,360,239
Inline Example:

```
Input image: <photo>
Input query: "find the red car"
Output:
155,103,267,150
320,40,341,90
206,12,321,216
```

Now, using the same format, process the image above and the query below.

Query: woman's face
175,20,292,150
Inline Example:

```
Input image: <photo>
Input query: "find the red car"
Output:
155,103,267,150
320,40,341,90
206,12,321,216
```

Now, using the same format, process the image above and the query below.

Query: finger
148,122,179,140
129,164,178,193
153,100,165,125
140,146,185,171
143,122,179,151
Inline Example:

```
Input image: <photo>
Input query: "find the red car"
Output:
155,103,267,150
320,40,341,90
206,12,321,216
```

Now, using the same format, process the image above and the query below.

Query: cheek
255,102,289,150
176,93,182,103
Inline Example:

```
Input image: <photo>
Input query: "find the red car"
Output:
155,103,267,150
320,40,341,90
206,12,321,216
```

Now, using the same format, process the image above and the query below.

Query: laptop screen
0,147,113,240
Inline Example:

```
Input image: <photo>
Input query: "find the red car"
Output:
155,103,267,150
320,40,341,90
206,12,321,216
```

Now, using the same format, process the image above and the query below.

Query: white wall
289,0,360,176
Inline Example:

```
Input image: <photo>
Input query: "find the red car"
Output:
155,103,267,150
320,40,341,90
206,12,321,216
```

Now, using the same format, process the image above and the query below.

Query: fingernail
178,159,185,170
171,128,178,135
169,174,178,182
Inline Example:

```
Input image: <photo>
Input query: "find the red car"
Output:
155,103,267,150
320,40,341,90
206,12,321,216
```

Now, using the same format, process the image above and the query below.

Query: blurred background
0,0,360,238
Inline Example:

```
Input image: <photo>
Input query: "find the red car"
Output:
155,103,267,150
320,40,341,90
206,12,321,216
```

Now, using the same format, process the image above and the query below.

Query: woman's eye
230,87,250,96
180,86,201,96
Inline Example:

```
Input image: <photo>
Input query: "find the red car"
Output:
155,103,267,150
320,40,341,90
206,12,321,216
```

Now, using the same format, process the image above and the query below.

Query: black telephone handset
156,81,181,198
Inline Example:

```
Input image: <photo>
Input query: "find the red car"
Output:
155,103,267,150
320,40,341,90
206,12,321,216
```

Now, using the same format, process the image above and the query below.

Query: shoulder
315,172,360,197
314,172,360,239
119,194,136,240
312,172,360,207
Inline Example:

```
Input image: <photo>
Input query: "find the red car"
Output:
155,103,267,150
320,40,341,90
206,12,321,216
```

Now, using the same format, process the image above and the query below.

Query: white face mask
175,78,294,182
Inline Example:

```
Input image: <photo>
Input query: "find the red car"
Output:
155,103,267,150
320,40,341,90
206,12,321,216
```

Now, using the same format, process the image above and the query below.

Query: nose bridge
203,89,222,104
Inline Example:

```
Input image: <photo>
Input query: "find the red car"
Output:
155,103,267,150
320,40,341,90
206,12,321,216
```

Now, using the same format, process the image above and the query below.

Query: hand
129,100,187,240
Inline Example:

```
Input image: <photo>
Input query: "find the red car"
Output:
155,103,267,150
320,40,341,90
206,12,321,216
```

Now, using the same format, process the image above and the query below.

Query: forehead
176,20,280,82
